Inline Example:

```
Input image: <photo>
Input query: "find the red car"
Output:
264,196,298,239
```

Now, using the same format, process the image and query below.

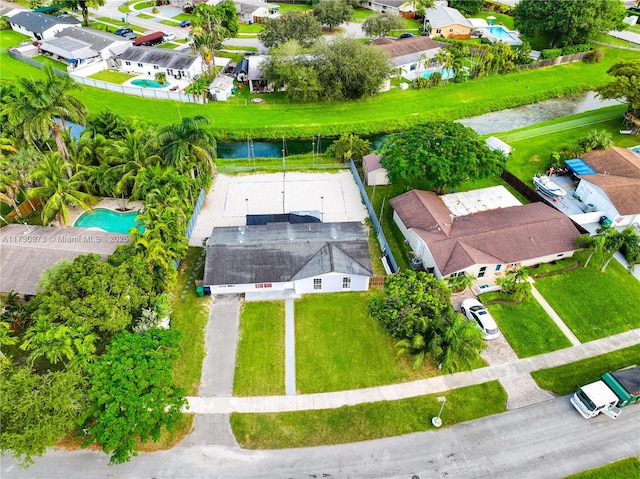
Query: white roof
247,54,267,80
581,381,619,407
441,186,521,217
485,136,512,155
468,18,488,28
210,75,234,91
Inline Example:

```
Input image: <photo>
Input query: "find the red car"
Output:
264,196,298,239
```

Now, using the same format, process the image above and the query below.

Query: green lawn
353,7,375,21
33,55,67,70
295,292,440,393
500,105,635,183
276,3,311,12
473,12,515,30
233,301,286,396
89,69,136,84
531,343,640,396
534,251,640,342
230,381,507,448
237,23,264,34
137,13,154,19
133,1,154,10
483,296,572,358
564,457,640,479
95,17,146,32
170,247,210,395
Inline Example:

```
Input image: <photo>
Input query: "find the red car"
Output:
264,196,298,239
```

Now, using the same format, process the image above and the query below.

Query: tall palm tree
155,116,217,179
600,227,625,272
110,130,161,198
437,313,485,373
1,66,87,161
395,316,439,370
576,233,606,268
28,153,96,226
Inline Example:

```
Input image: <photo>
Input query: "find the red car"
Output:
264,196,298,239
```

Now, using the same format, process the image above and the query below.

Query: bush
583,48,604,64
0,16,9,30
412,76,430,90
541,48,562,60
561,43,593,55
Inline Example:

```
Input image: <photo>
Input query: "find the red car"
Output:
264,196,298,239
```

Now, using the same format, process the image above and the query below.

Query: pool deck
63,198,143,228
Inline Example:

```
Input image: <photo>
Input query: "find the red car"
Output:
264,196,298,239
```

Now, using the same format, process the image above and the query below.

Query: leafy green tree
369,271,453,339
395,315,442,369
1,66,87,160
432,311,485,373
86,109,131,140
313,0,354,30
595,60,640,123
110,129,162,197
447,0,483,16
576,233,606,269
496,267,531,301
599,227,626,272
259,11,323,48
446,273,476,293
620,227,640,273
0,321,18,354
381,121,506,193
212,0,239,37
362,13,405,37
0,359,87,468
325,133,372,163
82,329,187,465
313,37,393,100
261,41,322,102
63,0,106,26
513,0,626,48
21,319,97,368
28,153,96,226
576,129,613,153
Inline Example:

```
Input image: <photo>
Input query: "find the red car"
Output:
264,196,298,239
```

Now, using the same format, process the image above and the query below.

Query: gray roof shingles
116,46,197,70
9,11,80,34
204,222,372,285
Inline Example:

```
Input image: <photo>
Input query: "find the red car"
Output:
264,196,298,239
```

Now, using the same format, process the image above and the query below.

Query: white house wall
575,179,636,227
392,211,442,276
11,24,68,40
364,1,400,15
117,57,202,80
294,272,369,294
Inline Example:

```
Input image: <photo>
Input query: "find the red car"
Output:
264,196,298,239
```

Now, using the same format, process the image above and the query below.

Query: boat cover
565,158,597,175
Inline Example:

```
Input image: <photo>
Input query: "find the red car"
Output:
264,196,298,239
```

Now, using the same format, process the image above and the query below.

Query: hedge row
542,43,593,59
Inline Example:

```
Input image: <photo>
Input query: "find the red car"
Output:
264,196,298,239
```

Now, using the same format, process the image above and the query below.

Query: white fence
8,49,201,104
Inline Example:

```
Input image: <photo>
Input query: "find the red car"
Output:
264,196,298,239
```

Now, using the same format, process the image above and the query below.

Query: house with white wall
362,0,413,17
390,187,581,280
8,11,81,40
372,36,444,80
114,46,203,80
572,147,640,228
203,221,372,296
362,153,389,186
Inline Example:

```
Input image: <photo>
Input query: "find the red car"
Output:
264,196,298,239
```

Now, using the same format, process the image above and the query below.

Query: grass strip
171,247,210,396
564,457,640,479
230,381,507,449
531,343,640,396
233,301,286,396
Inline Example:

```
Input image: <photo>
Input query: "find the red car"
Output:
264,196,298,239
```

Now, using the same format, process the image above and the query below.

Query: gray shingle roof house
114,46,202,80
573,147,640,225
8,11,81,40
425,5,472,39
203,222,373,296
0,225,129,295
39,27,131,61
390,189,581,279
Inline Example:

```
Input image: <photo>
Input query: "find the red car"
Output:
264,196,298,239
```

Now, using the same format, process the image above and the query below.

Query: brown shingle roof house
575,147,640,220
390,189,581,278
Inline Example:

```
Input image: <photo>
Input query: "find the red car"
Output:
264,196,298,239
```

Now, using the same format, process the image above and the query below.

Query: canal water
216,92,622,159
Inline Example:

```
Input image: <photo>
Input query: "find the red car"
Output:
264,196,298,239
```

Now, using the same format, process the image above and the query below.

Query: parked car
399,33,415,39
180,20,191,28
460,298,500,340
123,32,136,40
114,28,133,36
163,32,176,41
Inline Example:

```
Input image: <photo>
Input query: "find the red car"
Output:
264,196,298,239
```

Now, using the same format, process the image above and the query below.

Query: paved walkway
186,327,640,414
529,281,582,346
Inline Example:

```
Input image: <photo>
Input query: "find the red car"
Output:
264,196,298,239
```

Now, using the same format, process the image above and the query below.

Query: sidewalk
186,327,640,414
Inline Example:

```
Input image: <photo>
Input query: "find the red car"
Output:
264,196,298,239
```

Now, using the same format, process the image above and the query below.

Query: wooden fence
5,198,41,221
369,276,386,289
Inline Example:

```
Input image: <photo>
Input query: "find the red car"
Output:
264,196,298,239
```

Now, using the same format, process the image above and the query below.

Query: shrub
561,43,593,55
412,76,430,90
428,71,443,87
541,49,562,60
0,16,9,30
583,48,604,63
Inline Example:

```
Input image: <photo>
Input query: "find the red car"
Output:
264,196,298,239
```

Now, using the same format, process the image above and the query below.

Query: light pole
245,198,249,216
320,196,324,222
432,396,446,427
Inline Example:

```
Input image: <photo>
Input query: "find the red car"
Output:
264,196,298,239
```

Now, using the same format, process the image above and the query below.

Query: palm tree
576,233,605,268
437,313,485,373
496,266,531,301
395,316,440,369
110,130,161,197
155,72,168,86
446,273,476,293
28,153,96,226
1,66,87,161
155,116,217,180
600,227,625,272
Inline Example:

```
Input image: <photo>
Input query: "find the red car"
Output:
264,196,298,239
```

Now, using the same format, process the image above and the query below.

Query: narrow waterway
216,91,623,158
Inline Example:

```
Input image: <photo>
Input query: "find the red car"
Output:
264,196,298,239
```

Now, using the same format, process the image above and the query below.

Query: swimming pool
74,208,141,234
630,145,640,157
421,68,456,80
482,26,522,46
130,79,169,88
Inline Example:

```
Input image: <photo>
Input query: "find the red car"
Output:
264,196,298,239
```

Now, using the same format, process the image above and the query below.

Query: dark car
180,20,191,28
114,28,133,36
399,33,415,39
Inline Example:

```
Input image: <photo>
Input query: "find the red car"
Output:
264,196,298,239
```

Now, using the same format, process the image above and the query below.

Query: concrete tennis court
189,171,368,246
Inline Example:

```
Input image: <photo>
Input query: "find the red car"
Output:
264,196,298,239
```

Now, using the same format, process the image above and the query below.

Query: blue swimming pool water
131,79,168,88
630,146,640,155
74,208,141,234
485,26,518,42
421,68,456,80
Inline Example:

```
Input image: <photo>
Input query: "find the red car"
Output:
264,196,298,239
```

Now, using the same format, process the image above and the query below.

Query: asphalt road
3,397,639,478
